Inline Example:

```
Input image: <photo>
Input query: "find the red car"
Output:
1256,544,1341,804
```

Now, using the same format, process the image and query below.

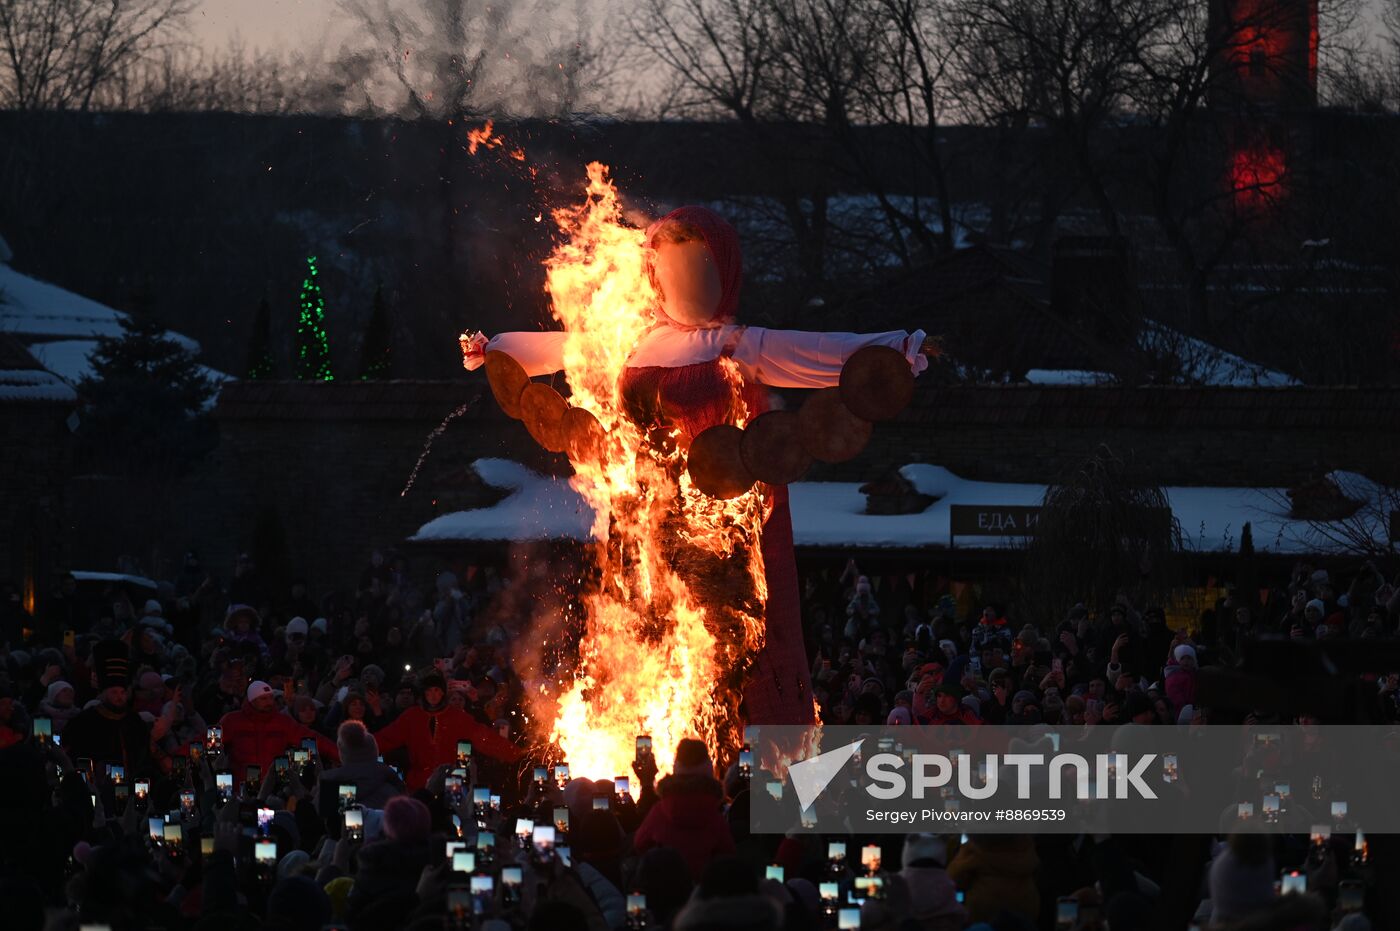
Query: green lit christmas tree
295,255,334,381
358,285,392,380
245,295,275,379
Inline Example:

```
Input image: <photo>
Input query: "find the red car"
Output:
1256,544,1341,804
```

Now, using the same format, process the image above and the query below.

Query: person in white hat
217,680,337,790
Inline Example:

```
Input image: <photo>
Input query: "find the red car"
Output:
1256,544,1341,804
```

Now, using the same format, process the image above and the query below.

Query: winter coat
62,704,159,778
1165,661,1197,710
372,703,520,790
319,761,405,810
946,835,1039,924
970,617,1012,652
576,860,626,930
347,837,433,919
218,704,338,787
673,892,783,931
631,774,735,880
898,865,968,930
916,707,982,726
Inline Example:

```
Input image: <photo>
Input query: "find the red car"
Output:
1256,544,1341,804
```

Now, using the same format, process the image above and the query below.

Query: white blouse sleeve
731,327,928,389
484,331,569,377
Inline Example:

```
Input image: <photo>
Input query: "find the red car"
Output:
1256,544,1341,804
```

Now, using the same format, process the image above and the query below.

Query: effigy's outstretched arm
460,330,568,377
730,327,929,389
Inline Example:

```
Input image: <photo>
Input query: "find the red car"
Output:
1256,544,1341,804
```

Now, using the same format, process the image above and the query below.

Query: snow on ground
416,460,1385,555
411,459,597,543
0,368,77,403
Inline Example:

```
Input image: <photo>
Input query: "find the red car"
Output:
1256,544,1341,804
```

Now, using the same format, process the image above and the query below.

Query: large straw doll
464,205,930,727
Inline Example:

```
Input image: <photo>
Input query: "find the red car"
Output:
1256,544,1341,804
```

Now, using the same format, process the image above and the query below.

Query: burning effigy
462,160,932,778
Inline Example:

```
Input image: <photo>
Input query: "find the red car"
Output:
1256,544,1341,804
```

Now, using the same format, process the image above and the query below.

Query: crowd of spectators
0,547,1396,930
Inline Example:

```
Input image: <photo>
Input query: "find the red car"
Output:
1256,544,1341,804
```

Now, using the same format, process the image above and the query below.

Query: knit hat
1305,598,1325,616
418,670,446,693
45,680,74,704
381,796,431,842
91,640,131,691
323,876,354,920
1173,644,1197,664
673,737,714,778
1013,689,1036,706
276,848,312,882
886,706,912,725
961,695,981,717
311,617,328,634
143,599,163,616
246,680,274,703
902,833,948,868
285,617,308,638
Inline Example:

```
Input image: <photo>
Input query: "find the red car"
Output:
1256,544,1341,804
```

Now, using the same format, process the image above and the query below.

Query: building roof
0,255,223,391
411,459,1388,555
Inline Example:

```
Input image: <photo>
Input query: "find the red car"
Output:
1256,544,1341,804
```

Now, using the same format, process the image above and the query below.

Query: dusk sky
191,0,613,54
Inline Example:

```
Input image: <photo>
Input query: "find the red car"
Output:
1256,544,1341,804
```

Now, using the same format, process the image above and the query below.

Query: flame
467,120,503,155
535,163,769,779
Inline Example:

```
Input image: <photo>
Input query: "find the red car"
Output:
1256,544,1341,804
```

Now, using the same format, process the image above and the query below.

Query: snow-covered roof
0,262,197,349
70,570,159,590
793,464,1353,552
411,459,597,543
1023,369,1108,386
1139,321,1297,387
412,460,1388,556
0,261,228,390
27,337,230,406
0,367,77,403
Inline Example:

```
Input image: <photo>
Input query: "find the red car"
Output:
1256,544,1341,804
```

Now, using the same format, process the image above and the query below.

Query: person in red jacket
373,671,521,790
632,738,735,880
219,680,338,789
916,684,982,726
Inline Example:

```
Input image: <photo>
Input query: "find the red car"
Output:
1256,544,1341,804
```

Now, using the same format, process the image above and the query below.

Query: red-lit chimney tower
1209,0,1319,209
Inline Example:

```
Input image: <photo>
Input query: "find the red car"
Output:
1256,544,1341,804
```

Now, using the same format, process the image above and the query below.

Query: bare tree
632,0,965,288
0,0,194,111
943,0,1180,242
94,41,329,114
1025,445,1183,622
332,0,614,119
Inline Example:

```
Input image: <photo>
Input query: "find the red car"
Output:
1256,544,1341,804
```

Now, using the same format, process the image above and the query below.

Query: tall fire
534,162,769,779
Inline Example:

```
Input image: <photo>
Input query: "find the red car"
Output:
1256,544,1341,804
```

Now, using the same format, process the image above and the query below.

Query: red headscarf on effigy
646,205,743,324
